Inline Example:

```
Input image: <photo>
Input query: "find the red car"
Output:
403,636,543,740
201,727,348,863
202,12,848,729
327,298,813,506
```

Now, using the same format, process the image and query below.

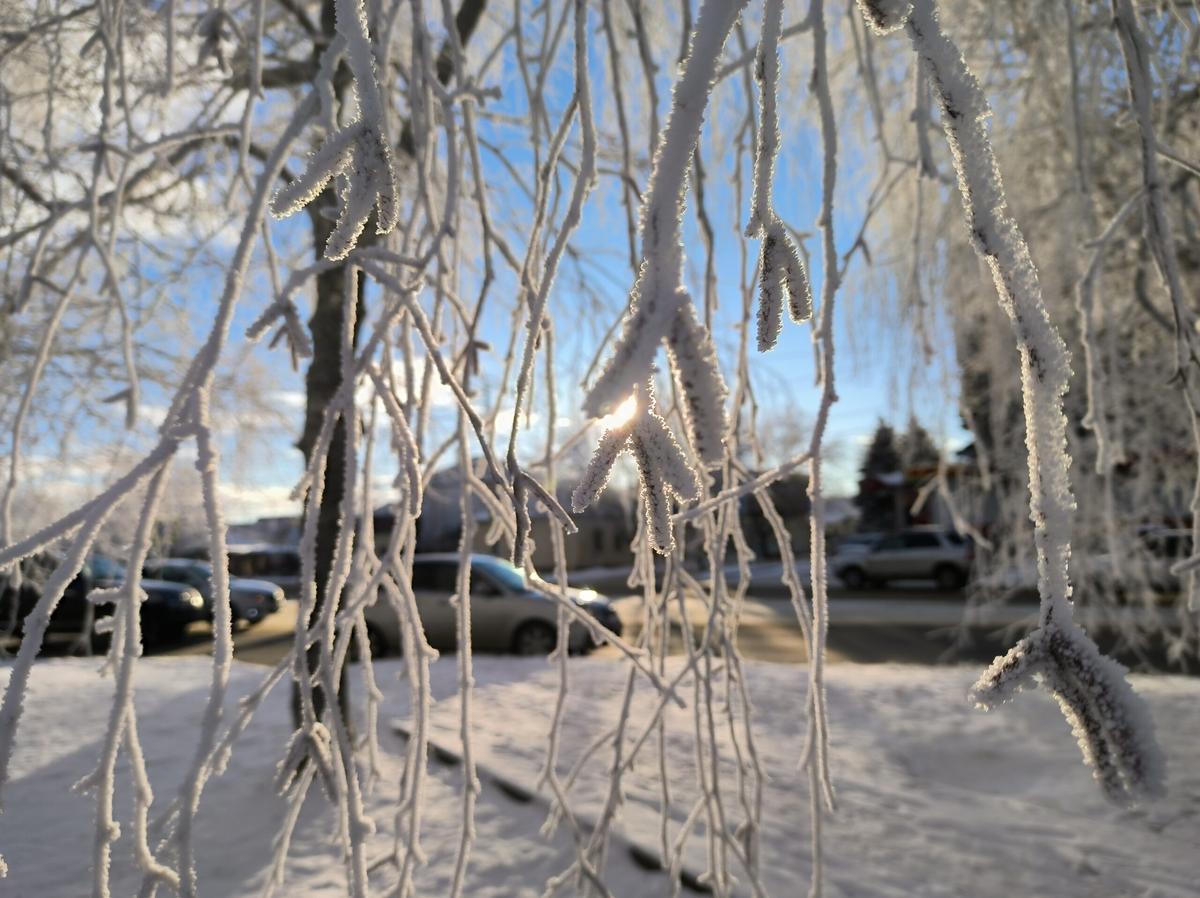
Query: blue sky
197,14,974,524
23,12,971,529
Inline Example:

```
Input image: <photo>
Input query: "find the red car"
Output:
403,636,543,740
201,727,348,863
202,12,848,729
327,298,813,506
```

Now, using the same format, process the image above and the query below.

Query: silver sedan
362,554,618,656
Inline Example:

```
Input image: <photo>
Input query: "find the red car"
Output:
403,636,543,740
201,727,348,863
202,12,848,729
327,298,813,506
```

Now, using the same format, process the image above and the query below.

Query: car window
271,552,300,576
470,576,502,596
158,566,185,582
473,557,526,592
944,532,964,545
89,555,126,581
227,555,255,577
157,565,201,588
903,534,941,549
874,536,904,551
229,550,301,578
411,562,458,592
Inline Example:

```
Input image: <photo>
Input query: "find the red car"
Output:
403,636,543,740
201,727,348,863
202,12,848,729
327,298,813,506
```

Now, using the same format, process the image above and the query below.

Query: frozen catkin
860,0,1164,804
747,0,812,353
269,0,398,260
666,298,729,467
857,0,912,35
583,0,748,468
572,390,700,555
971,622,1165,804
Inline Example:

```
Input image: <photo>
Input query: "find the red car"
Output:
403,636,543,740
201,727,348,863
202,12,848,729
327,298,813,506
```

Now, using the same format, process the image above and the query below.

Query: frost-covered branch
270,0,398,260
858,0,1165,804
746,0,812,352
582,0,746,468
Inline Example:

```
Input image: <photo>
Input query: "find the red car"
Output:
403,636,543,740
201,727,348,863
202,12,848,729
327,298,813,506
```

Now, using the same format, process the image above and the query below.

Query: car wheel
839,566,866,590
90,629,112,655
935,565,966,590
366,624,389,658
512,621,556,657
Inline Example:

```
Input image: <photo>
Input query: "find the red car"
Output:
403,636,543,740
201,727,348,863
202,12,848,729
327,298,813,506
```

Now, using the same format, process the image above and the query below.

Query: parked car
91,579,209,648
833,527,973,590
143,558,283,624
226,544,302,598
0,553,94,641
0,554,206,649
833,532,884,556
362,554,622,657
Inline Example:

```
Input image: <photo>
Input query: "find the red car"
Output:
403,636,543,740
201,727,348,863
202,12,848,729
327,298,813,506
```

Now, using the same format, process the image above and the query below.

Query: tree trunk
291,196,368,730
289,0,490,731
291,0,359,731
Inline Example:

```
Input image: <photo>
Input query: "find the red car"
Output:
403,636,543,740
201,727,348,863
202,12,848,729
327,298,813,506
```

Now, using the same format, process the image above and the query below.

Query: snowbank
0,656,1195,896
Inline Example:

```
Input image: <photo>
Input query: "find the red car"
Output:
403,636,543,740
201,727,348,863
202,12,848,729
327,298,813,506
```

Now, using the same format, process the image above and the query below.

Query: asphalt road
159,603,304,666
150,585,1037,668
19,584,1186,670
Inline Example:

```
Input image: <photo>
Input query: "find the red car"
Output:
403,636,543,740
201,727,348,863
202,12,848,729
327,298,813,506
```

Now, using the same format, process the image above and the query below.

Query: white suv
833,528,973,590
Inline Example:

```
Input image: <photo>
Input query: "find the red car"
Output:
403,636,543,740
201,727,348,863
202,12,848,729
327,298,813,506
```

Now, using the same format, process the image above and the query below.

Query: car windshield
475,557,526,592
89,555,126,581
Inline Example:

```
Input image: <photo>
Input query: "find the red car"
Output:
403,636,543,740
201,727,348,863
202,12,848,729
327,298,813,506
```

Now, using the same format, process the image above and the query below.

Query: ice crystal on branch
971,622,1165,805
665,299,729,467
857,0,913,35
756,221,812,352
271,121,398,262
572,389,700,555
747,0,812,353
268,0,398,260
582,0,748,468
857,0,1165,803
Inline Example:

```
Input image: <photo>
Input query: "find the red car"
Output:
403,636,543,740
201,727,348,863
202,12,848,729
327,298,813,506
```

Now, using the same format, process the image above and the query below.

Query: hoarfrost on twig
582,0,745,468
573,386,700,555
747,0,812,352
269,0,398,261
857,0,1166,805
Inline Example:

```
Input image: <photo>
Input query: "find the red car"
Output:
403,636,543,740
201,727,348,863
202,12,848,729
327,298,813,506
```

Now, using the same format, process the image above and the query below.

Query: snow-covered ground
1,655,1196,897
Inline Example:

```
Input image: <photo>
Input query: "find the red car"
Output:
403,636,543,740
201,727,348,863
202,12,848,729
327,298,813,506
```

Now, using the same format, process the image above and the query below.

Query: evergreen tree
900,418,940,469
855,420,902,531
859,420,901,479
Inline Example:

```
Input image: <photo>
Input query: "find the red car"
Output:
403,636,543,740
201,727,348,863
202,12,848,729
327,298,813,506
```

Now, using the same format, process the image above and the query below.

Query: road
593,587,1042,665
153,584,1048,668
16,577,1184,674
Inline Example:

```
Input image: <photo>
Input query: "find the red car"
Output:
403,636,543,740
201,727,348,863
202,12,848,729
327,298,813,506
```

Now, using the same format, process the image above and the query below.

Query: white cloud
218,482,301,523
269,390,308,411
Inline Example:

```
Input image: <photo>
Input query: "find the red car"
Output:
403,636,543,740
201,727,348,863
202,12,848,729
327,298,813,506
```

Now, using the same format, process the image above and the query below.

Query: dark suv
0,554,207,650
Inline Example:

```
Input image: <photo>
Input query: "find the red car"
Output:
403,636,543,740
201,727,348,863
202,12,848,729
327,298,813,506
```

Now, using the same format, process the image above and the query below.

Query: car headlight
184,589,204,609
576,588,599,604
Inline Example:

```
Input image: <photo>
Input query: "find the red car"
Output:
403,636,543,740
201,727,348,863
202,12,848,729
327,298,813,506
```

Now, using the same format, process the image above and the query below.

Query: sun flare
600,394,638,431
